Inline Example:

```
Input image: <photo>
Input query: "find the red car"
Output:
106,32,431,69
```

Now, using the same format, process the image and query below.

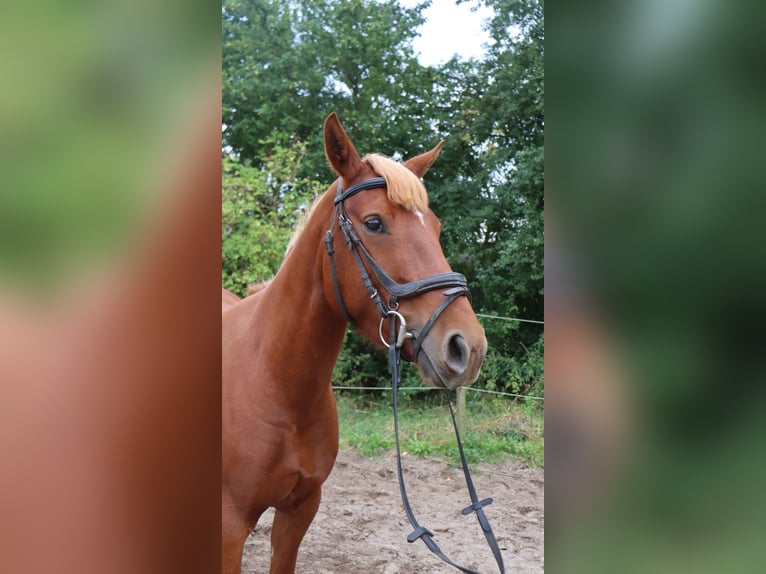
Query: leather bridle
324,176,470,358
324,175,506,574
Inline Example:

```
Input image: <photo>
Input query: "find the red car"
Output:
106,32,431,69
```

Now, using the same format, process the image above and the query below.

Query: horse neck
257,192,347,395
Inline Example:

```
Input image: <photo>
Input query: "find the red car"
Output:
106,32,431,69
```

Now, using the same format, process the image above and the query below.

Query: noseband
324,176,506,574
323,176,470,359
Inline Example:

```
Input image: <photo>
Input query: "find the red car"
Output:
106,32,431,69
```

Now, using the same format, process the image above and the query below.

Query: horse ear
403,140,444,178
324,112,363,179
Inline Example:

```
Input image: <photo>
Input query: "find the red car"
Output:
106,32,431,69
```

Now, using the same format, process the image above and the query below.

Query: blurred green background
547,0,766,571
0,0,216,293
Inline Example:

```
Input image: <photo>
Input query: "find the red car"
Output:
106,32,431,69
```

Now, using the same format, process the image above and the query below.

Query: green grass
335,391,544,467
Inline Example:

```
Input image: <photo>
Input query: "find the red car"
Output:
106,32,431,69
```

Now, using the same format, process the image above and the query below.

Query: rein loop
388,319,506,574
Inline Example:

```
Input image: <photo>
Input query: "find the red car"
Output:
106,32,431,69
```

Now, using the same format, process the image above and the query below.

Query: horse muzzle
415,329,487,390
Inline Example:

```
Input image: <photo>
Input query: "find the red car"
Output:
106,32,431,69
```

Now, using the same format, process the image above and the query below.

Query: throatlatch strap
324,223,354,324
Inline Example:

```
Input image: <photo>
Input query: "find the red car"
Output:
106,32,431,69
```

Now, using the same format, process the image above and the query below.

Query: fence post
456,387,466,436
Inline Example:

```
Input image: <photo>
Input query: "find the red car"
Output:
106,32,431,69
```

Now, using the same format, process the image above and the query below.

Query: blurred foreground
0,2,220,573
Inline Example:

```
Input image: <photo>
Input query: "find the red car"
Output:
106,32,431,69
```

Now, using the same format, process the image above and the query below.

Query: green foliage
221,139,323,296
427,0,544,396
223,0,434,179
331,331,388,388
331,330,424,393
481,333,544,399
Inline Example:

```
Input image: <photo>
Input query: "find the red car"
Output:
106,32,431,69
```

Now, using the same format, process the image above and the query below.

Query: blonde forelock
363,154,429,212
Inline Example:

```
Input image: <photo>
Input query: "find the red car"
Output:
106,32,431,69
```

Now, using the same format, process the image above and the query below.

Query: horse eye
364,218,384,233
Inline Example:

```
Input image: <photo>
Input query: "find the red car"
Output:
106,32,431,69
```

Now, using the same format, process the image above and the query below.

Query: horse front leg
222,488,257,574
268,488,322,574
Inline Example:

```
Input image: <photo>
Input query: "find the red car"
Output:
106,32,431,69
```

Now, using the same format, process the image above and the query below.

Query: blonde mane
363,154,429,212
284,194,323,256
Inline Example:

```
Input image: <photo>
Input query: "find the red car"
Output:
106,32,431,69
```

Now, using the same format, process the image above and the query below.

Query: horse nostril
446,334,469,373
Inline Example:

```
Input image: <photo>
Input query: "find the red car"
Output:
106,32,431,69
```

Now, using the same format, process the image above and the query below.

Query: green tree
222,1,310,162
222,0,435,177
222,139,324,296
424,0,544,396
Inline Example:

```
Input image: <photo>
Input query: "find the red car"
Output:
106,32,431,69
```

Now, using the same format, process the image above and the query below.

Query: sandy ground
243,449,544,573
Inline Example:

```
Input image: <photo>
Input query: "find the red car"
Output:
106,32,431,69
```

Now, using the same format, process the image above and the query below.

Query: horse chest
268,419,337,511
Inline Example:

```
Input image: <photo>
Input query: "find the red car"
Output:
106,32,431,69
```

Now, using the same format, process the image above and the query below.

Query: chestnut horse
222,113,487,573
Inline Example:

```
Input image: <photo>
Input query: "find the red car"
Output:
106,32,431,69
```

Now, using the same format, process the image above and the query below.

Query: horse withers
221,112,487,573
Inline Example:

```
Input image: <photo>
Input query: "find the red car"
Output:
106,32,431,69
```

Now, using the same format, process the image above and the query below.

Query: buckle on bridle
379,310,413,349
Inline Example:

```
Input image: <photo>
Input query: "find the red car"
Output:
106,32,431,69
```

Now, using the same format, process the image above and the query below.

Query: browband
334,177,387,205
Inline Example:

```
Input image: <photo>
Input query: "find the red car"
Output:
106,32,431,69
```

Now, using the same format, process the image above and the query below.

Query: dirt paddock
243,449,544,573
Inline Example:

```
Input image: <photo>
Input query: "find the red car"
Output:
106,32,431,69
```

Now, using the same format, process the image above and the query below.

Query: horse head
322,112,487,389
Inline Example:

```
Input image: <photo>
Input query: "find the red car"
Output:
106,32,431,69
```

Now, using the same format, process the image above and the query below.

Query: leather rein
324,176,506,574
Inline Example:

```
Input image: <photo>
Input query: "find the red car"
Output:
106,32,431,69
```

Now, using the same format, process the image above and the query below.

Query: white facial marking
414,210,426,227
